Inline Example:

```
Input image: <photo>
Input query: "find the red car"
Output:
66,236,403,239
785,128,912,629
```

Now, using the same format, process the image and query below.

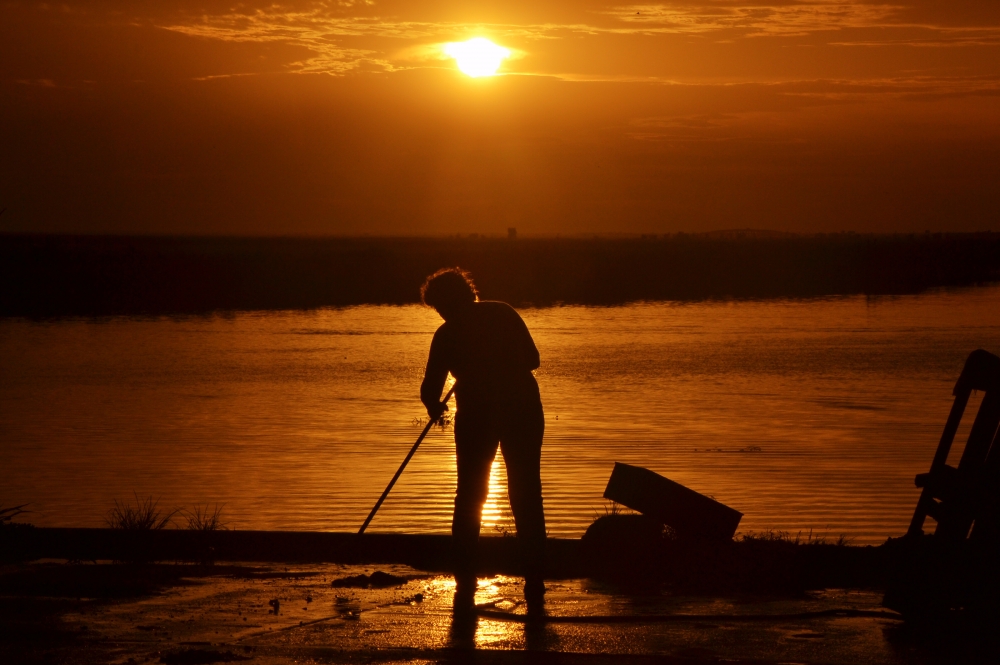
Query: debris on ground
330,570,411,588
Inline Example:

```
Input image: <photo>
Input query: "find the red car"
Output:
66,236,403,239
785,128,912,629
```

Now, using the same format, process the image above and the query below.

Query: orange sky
2,1,999,235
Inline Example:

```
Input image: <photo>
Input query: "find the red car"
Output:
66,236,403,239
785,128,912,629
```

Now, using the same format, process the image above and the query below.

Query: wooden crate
604,462,743,541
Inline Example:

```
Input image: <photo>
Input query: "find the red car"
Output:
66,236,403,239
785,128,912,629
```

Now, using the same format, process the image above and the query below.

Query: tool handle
358,385,456,534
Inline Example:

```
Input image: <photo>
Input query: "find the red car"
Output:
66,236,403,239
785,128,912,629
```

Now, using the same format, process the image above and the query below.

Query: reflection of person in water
420,267,546,615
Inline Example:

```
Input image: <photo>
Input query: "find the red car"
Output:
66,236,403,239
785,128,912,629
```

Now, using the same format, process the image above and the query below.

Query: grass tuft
106,493,179,530
738,528,853,546
183,504,229,531
593,500,635,520
411,412,454,430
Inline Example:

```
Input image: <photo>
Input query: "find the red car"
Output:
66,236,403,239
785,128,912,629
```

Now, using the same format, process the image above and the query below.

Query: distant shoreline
2,233,998,317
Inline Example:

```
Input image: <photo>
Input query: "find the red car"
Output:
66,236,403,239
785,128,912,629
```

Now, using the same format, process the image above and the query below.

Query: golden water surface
3,286,1000,543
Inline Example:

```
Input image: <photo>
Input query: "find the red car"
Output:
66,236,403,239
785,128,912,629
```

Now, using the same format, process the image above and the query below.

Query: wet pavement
8,561,993,664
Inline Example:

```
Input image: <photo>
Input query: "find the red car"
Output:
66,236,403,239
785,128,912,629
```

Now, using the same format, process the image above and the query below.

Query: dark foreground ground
4,528,1000,664
4,560,998,665
3,232,999,316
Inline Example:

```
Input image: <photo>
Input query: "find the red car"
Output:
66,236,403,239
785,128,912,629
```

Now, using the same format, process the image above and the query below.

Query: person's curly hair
420,267,479,310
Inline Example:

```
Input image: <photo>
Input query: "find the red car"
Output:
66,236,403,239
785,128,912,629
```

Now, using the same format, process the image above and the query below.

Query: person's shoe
453,575,477,617
524,577,545,620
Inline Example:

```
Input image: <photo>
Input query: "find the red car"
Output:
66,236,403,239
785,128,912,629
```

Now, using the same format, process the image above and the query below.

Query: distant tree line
1,233,998,317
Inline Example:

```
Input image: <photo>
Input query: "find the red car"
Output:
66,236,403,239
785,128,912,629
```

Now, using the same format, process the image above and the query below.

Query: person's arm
420,327,451,419
509,305,540,371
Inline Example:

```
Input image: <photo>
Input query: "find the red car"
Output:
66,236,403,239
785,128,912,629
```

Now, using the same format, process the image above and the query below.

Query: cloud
159,5,568,75
162,8,402,74
152,1,1000,80
830,32,1000,48
15,78,58,87
603,2,902,37
625,75,1000,144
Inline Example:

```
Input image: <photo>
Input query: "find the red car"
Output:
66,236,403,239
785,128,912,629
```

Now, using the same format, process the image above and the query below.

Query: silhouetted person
420,267,546,616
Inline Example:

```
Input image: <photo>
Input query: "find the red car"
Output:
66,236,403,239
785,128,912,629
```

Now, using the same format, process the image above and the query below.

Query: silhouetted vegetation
739,528,852,547
2,232,998,316
595,500,636,519
105,494,178,531
183,504,229,532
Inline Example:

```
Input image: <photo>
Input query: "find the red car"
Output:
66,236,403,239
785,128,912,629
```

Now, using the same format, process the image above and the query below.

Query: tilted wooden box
604,462,743,541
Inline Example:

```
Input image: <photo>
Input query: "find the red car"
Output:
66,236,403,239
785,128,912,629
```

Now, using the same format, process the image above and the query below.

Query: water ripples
2,286,1000,544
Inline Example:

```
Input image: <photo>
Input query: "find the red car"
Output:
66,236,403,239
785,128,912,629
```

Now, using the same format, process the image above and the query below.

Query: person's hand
427,401,449,423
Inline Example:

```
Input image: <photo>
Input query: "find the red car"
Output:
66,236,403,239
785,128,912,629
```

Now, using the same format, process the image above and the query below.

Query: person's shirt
421,300,540,410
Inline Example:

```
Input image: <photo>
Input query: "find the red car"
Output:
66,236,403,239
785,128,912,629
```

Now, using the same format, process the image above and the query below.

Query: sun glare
444,38,510,78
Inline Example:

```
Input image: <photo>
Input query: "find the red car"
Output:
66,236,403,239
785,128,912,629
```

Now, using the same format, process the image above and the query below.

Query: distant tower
508,227,517,240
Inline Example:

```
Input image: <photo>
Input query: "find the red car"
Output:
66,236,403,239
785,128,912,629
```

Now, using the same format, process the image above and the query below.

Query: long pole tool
358,385,456,534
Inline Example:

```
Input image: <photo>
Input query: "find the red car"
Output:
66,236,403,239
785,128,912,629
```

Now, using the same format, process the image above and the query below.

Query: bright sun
444,38,511,78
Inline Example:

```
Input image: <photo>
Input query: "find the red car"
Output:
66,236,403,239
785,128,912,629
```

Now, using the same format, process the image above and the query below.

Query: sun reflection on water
480,455,511,534
471,576,523,648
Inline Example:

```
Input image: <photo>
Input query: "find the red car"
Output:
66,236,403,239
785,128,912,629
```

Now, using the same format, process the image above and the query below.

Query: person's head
421,267,478,320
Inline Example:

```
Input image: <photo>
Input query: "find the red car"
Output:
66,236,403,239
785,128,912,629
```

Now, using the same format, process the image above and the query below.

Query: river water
3,286,1000,543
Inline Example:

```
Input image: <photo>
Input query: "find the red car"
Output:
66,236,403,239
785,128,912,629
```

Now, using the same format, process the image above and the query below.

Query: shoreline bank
3,526,889,593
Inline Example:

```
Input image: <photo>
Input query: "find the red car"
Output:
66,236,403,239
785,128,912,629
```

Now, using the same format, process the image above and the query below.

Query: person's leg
452,414,499,611
498,403,546,607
